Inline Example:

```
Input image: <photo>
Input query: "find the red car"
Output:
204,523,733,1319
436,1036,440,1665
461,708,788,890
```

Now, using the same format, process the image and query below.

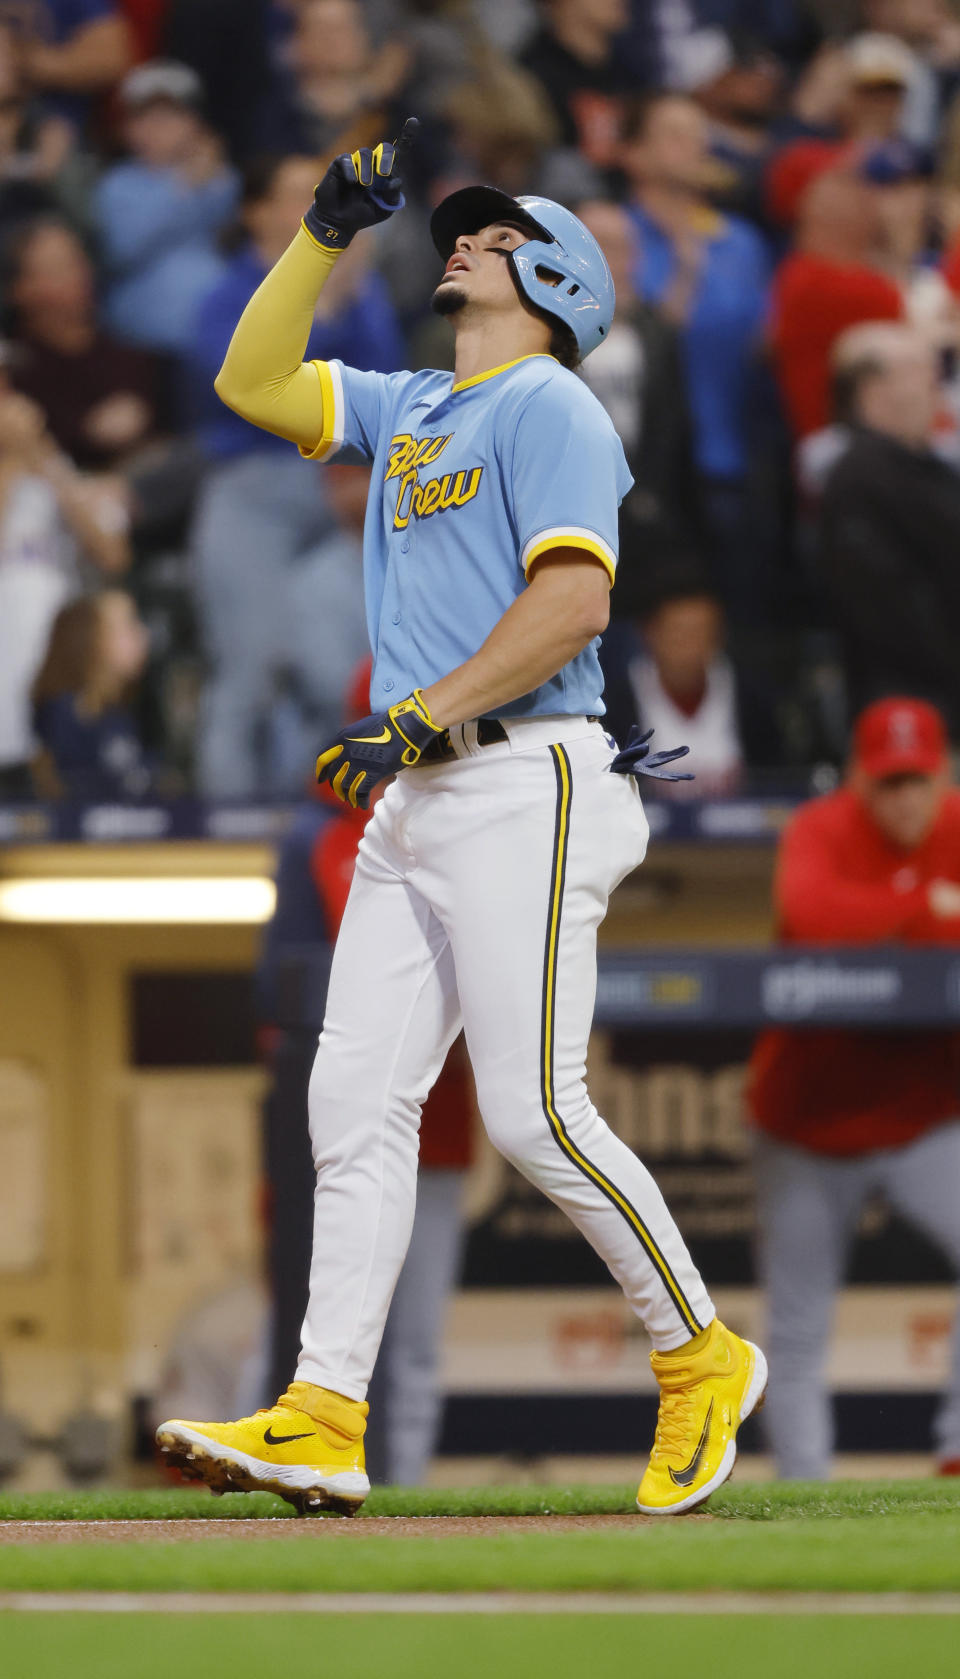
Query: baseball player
157,123,766,1515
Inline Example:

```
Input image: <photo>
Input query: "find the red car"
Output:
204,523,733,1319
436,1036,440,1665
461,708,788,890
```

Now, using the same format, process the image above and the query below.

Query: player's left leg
157,796,463,1513
415,723,765,1511
876,1119,960,1468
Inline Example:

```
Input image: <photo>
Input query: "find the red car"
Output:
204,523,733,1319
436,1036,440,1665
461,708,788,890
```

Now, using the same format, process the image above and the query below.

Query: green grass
2,1511,960,1595
0,1482,631,1522
3,1478,960,1524
4,1615,960,1679
2,1483,959,1598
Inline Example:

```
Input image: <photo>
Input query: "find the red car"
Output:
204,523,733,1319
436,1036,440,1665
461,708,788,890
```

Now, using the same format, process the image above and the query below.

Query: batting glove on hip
303,116,418,253
316,688,446,810
609,726,694,783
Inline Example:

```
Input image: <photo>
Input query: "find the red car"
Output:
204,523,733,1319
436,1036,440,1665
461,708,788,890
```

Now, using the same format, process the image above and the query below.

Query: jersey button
392,611,402,625
383,679,395,692
400,540,411,553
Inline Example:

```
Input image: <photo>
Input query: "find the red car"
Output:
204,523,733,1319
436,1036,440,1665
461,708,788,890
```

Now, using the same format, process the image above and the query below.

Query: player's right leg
157,789,462,1513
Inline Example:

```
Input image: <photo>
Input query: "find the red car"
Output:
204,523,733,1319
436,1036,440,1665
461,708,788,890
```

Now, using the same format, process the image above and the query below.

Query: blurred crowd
4,1,960,799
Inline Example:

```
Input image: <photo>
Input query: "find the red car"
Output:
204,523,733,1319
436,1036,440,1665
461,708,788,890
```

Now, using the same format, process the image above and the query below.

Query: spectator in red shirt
771,167,904,439
748,698,960,1478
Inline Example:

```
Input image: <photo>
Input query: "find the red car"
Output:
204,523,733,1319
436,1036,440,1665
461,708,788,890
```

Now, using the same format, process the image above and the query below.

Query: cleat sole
155,1425,368,1518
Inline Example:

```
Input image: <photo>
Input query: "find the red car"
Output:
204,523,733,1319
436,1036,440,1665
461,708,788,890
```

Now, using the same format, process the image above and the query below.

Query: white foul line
2,1592,960,1615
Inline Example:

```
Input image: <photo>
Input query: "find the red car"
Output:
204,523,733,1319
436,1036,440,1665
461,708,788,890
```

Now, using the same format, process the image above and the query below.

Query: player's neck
452,317,552,388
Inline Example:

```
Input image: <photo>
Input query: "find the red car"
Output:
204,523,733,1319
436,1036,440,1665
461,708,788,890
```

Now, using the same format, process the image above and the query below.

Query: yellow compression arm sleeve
214,225,341,454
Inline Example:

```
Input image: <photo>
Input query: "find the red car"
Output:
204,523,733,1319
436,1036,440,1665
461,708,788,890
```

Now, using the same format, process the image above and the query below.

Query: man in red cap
748,697,960,1477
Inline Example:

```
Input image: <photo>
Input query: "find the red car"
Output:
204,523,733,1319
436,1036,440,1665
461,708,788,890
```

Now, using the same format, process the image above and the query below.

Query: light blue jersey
303,352,633,718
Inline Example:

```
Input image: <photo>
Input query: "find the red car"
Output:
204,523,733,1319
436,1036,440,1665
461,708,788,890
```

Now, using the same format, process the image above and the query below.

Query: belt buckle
477,718,507,747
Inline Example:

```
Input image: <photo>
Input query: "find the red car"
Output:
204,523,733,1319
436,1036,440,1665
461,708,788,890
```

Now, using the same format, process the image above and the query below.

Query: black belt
419,717,601,765
420,718,507,764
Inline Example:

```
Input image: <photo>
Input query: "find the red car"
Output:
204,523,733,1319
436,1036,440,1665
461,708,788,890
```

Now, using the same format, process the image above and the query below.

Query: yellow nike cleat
156,1382,370,1517
636,1318,767,1515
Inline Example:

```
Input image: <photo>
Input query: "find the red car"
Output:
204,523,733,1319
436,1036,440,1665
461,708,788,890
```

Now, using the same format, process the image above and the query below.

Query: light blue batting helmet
430,186,615,361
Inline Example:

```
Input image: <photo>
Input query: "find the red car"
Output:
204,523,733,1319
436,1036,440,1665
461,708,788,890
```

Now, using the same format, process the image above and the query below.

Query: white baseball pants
297,716,715,1400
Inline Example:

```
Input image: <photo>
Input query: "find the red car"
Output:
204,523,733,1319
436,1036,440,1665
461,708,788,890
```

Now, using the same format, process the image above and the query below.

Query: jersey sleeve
299,359,392,464
509,377,633,583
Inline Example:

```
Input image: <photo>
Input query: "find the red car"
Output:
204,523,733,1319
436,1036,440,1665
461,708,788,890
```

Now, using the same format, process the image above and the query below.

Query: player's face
432,222,533,321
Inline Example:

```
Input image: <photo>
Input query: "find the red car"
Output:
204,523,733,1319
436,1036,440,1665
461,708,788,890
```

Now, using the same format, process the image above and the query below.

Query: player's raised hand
316,687,445,810
303,117,419,252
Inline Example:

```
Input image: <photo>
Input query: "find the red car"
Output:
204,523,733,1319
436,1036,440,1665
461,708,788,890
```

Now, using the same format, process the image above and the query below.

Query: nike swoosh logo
668,1398,714,1488
346,726,392,745
263,1427,316,1446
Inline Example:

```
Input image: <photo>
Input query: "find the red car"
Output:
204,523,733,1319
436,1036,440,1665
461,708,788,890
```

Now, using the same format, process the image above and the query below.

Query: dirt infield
0,1513,673,1545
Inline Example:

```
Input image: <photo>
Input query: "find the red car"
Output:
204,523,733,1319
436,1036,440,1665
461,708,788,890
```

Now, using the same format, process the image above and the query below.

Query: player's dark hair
548,318,580,371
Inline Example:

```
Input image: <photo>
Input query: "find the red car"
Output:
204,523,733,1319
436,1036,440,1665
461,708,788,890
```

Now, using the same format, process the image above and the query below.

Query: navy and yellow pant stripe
541,744,704,1338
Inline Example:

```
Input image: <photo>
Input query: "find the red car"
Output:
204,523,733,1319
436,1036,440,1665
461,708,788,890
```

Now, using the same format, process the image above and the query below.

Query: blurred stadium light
0,876,276,923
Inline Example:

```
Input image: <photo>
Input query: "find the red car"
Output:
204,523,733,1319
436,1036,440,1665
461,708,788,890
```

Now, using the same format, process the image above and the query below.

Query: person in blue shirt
186,151,405,798
621,92,773,618
95,60,239,355
31,588,153,800
0,0,132,133
157,132,766,1522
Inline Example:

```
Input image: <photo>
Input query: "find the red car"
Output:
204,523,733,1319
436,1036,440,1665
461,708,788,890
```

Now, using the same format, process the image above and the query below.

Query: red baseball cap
765,139,847,226
853,698,948,780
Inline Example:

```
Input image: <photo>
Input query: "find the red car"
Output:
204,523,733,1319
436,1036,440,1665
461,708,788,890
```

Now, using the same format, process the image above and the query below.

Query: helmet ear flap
505,219,613,359
504,247,580,370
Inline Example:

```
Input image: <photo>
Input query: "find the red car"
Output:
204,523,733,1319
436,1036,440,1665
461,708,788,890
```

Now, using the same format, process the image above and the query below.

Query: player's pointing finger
394,116,419,157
